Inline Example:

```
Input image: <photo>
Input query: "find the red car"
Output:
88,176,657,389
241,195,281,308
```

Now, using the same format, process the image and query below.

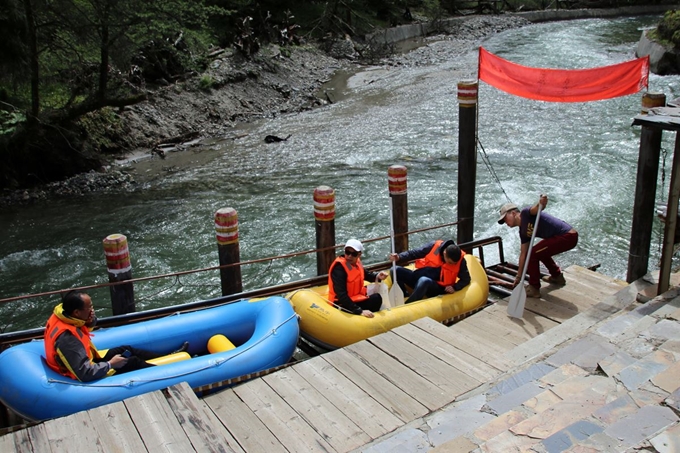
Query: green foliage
199,75,215,91
0,110,25,136
76,108,122,153
655,10,680,47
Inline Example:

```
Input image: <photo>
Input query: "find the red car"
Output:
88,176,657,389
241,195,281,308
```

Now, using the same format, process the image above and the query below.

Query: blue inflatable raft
0,296,299,421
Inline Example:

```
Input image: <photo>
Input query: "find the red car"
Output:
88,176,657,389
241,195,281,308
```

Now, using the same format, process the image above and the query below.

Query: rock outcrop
636,30,680,75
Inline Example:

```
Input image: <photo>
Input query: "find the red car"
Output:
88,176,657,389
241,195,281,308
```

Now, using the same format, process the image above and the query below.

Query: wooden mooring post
457,80,478,247
215,207,243,295
103,234,135,315
627,92,665,284
658,133,680,294
314,186,337,275
388,165,408,253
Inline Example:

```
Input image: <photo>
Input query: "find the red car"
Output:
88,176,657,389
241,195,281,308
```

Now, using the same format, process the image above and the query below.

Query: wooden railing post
103,234,135,315
388,165,408,253
314,186,336,275
215,208,243,295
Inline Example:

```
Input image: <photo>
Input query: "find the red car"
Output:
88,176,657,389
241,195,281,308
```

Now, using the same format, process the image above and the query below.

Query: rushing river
2,14,678,332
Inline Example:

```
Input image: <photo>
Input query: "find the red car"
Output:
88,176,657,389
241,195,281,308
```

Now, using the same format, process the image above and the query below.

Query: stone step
427,279,680,453
596,286,680,344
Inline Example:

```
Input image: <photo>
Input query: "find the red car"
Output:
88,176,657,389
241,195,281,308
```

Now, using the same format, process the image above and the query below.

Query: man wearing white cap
498,194,578,298
328,239,388,318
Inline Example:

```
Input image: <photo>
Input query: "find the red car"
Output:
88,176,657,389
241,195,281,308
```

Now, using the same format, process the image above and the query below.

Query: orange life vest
327,256,368,305
44,309,99,380
437,250,466,287
415,240,445,269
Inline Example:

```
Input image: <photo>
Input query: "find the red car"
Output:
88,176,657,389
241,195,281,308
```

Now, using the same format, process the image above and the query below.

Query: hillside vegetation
0,0,661,189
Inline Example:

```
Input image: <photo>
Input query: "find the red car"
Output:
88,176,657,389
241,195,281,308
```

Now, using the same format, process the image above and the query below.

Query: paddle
388,197,405,306
507,200,543,319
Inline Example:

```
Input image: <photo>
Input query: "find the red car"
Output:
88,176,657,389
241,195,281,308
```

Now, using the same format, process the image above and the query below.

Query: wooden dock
1,265,667,452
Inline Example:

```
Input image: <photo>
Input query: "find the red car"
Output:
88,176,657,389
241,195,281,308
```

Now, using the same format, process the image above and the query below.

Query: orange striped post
314,186,336,275
388,165,408,253
457,80,478,246
215,208,243,295
103,234,135,315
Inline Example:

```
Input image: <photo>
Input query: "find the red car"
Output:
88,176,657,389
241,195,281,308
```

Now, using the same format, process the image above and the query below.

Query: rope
0,221,461,306
46,312,299,388
657,147,668,258
477,136,512,203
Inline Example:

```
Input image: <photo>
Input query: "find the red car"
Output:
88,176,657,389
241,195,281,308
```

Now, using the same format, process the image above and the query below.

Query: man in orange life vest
44,290,167,382
328,239,389,318
389,239,470,303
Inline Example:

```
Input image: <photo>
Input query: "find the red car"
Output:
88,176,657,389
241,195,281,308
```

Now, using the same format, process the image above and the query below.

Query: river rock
636,30,680,75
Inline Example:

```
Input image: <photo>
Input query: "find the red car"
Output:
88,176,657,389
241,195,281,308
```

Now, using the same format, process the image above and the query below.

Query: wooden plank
368,330,479,396
263,366,370,451
435,321,510,370
566,265,628,292
411,318,510,376
42,410,105,452
448,320,513,357
544,267,625,307
233,378,337,452
322,348,428,422
124,390,195,452
87,402,148,453
515,295,579,322
541,282,609,311
11,430,32,453
190,402,245,453
394,321,502,382
480,304,560,340
455,311,532,346
164,383,238,453
346,339,447,411
1,431,18,453
204,388,285,453
387,323,486,392
291,358,402,439
25,424,52,453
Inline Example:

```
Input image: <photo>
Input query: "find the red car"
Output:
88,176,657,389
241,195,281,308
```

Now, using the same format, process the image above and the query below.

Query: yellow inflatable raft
287,254,489,350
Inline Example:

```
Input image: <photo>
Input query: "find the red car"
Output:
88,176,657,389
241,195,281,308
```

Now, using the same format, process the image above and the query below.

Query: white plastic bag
368,282,391,310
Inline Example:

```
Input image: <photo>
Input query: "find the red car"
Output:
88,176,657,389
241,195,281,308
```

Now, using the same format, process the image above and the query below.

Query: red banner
478,47,649,103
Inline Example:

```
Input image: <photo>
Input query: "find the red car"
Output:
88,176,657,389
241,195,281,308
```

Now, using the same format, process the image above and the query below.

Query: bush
656,10,680,47
199,75,214,91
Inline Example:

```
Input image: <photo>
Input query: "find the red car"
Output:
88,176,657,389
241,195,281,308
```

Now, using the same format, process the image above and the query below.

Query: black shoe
172,341,189,354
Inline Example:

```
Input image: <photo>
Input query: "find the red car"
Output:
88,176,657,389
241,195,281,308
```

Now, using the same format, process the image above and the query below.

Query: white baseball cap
344,239,364,252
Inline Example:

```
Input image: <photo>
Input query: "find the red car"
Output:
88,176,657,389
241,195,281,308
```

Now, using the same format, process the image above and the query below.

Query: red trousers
528,231,578,287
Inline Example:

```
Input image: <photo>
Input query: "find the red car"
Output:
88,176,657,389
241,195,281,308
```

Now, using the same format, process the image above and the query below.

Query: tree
0,0,228,188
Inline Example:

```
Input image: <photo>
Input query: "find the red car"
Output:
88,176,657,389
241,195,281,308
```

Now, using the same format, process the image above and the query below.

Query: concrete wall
366,4,680,45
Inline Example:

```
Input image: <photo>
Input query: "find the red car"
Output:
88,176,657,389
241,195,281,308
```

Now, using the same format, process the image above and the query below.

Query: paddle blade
507,285,526,318
389,283,405,306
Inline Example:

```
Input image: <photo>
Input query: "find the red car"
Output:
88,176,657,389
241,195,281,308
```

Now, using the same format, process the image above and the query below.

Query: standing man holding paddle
498,194,578,299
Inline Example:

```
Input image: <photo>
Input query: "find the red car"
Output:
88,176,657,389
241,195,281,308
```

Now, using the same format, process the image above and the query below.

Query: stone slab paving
355,280,680,453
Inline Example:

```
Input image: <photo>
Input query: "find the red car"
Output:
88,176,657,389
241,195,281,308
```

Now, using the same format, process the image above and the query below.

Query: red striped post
215,208,243,295
388,165,409,253
103,234,135,315
457,80,478,247
314,186,336,275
